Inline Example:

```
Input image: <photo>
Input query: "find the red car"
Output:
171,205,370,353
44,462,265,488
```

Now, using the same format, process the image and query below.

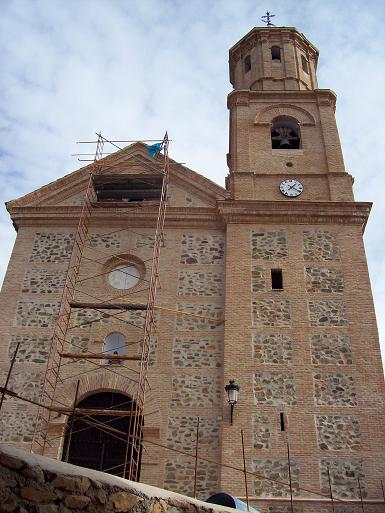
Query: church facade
1,26,384,512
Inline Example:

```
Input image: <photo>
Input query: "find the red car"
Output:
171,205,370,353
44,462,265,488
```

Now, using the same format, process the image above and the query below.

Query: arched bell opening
271,116,301,149
62,391,143,479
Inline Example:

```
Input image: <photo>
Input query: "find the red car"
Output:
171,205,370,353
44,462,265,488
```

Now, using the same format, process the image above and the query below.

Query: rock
0,479,18,488
151,500,168,513
94,488,107,504
20,487,56,503
21,465,45,483
110,491,142,512
0,453,24,471
64,495,91,509
1,491,18,512
38,505,59,513
51,475,90,493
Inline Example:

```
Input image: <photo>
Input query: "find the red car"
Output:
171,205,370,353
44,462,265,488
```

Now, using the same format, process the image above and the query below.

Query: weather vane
261,11,275,26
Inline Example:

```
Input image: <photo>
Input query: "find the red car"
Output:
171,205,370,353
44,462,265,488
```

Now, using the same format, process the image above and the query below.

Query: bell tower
220,25,385,513
226,26,353,203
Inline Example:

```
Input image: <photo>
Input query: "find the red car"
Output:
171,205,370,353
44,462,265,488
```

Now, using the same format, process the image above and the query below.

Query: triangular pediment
6,143,227,211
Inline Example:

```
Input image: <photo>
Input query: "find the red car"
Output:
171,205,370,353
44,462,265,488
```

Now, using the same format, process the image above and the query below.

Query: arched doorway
62,391,142,478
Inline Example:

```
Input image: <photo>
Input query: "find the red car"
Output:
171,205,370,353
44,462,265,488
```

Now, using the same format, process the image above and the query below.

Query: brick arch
254,104,316,126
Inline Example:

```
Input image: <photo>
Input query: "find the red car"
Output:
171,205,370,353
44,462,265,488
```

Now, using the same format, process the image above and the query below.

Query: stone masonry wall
319,458,366,499
8,335,51,364
0,413,36,443
166,416,220,451
171,375,221,407
313,373,357,406
254,372,297,405
164,457,218,499
16,300,60,327
172,338,222,368
175,304,222,331
180,234,225,264
310,334,353,365
305,267,344,293
29,233,74,263
6,370,43,402
253,459,300,497
252,230,288,260
315,415,361,451
308,300,347,326
253,414,271,449
303,231,340,261
252,299,291,327
253,333,293,364
0,445,229,513
22,269,67,294
177,271,223,296
252,265,268,292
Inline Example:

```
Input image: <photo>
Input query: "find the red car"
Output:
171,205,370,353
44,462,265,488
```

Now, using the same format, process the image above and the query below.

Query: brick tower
220,26,385,511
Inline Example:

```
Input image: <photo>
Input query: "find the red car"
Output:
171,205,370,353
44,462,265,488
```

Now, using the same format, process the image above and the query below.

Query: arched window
271,117,301,149
103,332,125,365
271,46,281,61
301,55,309,74
244,55,251,73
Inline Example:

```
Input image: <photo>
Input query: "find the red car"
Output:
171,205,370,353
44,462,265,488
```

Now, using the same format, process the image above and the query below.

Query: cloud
1,0,385,371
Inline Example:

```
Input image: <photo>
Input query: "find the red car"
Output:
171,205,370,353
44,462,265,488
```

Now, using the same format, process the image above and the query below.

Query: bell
279,137,291,149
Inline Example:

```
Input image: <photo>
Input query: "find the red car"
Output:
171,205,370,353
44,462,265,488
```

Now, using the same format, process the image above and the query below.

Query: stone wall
254,372,296,405
313,372,357,406
89,233,121,249
305,267,344,293
8,335,51,364
16,300,60,327
22,269,67,294
252,299,291,327
308,300,347,326
303,231,340,261
0,413,36,443
253,414,271,449
252,459,300,497
6,370,43,402
177,271,223,296
315,415,361,451
171,375,221,407
319,458,366,499
0,445,230,513
180,234,225,264
253,333,293,364
251,230,288,260
172,338,222,368
175,304,223,331
166,416,220,451
29,233,74,263
310,334,353,365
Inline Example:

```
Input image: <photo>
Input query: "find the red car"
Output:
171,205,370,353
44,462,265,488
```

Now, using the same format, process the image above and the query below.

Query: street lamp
225,379,239,425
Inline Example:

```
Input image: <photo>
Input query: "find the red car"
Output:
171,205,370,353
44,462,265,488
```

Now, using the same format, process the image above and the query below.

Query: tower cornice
227,89,337,111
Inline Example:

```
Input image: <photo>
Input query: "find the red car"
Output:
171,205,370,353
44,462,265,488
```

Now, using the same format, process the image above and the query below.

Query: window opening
103,332,126,365
271,46,281,61
244,55,251,73
271,269,283,290
94,175,163,203
301,55,309,74
280,412,286,431
62,392,142,477
271,117,300,149
108,264,140,290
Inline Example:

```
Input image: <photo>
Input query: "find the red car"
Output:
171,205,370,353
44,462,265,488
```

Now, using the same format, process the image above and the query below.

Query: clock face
108,265,140,289
279,179,304,197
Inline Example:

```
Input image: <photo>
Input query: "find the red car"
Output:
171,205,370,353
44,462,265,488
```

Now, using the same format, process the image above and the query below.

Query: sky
1,0,385,371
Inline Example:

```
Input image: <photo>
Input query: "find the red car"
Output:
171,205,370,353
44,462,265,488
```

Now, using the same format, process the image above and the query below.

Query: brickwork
252,265,267,291
253,413,271,449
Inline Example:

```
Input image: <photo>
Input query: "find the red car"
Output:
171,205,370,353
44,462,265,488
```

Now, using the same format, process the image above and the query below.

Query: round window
108,265,140,289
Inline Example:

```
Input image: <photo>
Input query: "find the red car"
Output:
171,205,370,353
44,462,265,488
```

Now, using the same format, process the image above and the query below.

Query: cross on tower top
261,11,275,26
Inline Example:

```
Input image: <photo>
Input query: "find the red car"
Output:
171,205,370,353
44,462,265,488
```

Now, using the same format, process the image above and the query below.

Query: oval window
108,265,140,289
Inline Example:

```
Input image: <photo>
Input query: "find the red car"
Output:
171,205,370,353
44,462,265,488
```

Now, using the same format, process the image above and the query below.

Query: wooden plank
69,302,147,310
59,352,141,361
